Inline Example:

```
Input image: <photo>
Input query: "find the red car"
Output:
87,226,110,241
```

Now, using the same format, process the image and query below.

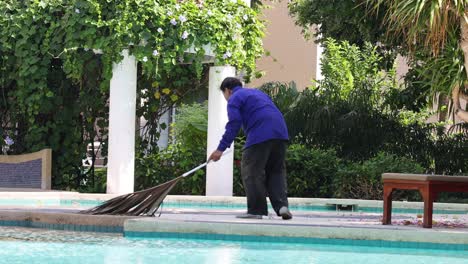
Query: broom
80,150,231,216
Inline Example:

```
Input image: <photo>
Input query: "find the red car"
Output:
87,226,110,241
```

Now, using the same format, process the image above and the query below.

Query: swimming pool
0,227,466,264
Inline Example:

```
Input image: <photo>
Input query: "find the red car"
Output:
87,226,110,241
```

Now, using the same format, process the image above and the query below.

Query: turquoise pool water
1,198,467,215
0,227,466,264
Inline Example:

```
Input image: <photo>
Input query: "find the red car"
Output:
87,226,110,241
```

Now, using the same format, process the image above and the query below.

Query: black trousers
241,139,289,216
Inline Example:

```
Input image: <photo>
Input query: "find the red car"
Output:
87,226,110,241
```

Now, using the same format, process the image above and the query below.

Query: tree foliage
289,0,400,69
288,0,386,45
367,0,468,122
368,0,467,57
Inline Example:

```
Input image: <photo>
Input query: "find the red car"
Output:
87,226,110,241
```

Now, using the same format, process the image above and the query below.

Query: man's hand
208,150,223,162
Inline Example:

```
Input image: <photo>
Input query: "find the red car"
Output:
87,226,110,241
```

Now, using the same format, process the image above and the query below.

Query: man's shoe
279,206,292,220
236,213,263,219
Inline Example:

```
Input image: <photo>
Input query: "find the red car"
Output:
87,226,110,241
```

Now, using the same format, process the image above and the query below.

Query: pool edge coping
0,208,467,251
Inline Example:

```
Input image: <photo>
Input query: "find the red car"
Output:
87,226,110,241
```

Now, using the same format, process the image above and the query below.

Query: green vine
0,0,264,190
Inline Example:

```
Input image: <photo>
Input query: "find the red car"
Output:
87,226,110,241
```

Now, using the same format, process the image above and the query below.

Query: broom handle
182,149,233,177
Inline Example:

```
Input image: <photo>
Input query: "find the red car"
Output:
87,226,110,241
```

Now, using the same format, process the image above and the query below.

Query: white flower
236,23,241,29
181,31,189,39
167,11,173,16
243,14,248,21
179,56,184,63
226,14,233,20
207,10,213,16
157,28,163,33
75,8,80,14
84,48,89,51
152,50,159,56
4,136,14,146
179,15,187,23
142,56,148,62
170,18,177,26
175,4,181,10
222,51,232,59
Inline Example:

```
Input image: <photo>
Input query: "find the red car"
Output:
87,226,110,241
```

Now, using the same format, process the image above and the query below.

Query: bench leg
420,186,436,228
383,186,393,225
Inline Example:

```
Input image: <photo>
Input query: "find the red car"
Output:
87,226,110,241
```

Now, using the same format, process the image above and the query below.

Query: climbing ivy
0,0,264,190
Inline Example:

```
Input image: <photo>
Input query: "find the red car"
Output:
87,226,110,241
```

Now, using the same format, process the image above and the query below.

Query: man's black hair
220,77,243,91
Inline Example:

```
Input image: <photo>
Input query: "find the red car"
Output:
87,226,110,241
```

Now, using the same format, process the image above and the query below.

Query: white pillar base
206,66,236,196
107,50,137,194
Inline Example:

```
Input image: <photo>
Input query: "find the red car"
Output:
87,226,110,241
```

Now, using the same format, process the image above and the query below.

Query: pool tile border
0,220,123,233
124,231,468,251
1,198,467,215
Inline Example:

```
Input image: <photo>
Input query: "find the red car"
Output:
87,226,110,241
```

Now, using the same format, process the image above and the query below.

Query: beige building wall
248,0,318,90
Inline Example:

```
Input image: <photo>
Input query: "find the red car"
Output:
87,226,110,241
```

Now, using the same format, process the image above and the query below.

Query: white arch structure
105,0,264,196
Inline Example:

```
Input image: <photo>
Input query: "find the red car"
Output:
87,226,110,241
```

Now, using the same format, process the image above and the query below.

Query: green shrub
334,152,424,200
135,141,430,201
432,133,468,203
234,144,341,198
286,144,340,198
235,144,426,200
384,123,468,176
433,133,468,175
258,81,300,115
136,101,209,194
171,102,208,151
135,143,206,194
76,167,107,193
285,39,404,161
233,137,246,196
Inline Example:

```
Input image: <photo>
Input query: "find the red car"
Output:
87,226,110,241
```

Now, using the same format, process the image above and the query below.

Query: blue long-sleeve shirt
217,86,289,151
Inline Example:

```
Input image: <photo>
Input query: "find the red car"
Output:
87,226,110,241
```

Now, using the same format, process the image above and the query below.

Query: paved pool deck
0,191,467,246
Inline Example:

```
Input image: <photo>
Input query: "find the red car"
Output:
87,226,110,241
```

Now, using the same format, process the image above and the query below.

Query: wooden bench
382,173,468,228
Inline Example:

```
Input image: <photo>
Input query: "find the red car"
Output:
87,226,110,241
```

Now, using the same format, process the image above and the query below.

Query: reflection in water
205,246,239,264
104,243,133,264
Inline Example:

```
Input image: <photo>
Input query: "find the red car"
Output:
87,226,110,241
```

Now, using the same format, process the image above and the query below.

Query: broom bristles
80,176,182,216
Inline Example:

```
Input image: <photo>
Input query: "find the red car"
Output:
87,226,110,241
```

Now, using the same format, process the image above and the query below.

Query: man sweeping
208,77,292,220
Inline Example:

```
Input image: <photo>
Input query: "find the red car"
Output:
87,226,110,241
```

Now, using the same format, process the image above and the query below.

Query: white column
157,110,170,149
107,49,137,194
206,66,236,196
